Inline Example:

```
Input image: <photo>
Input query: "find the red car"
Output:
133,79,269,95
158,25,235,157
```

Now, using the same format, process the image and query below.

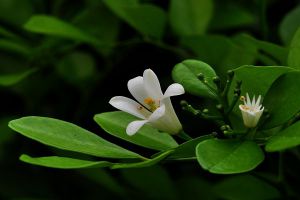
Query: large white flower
109,69,184,136
239,93,264,128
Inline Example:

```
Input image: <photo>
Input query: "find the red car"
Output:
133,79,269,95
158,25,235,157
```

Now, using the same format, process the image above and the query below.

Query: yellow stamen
144,97,158,111
240,96,245,102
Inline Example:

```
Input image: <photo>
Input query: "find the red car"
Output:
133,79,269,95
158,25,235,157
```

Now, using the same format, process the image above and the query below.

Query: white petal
109,96,150,119
148,104,165,122
255,95,262,107
143,69,163,100
252,95,256,106
126,120,148,136
127,76,148,106
163,83,185,99
246,93,251,106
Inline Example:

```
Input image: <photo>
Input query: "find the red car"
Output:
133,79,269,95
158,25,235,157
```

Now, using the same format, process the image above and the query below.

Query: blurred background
0,0,300,199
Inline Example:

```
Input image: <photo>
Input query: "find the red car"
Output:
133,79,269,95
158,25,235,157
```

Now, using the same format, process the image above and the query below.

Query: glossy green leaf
196,138,264,174
288,27,300,70
20,154,112,169
169,0,213,36
280,6,300,45
0,68,36,87
213,175,280,200
9,116,141,159
266,122,300,152
103,0,166,38
262,71,300,129
168,135,213,159
94,111,178,151
172,59,217,98
111,150,173,169
229,66,293,105
24,15,102,45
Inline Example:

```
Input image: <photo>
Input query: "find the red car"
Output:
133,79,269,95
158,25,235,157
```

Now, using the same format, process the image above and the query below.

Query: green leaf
56,51,97,86
229,66,293,106
262,71,300,129
9,116,141,159
24,15,102,45
266,122,300,152
168,135,213,159
288,27,300,70
0,39,31,56
169,0,213,36
279,6,300,45
94,111,178,151
196,138,264,174
111,150,173,169
73,3,120,55
103,0,166,38
0,68,36,87
210,3,255,30
213,175,280,200
20,154,112,169
172,59,217,98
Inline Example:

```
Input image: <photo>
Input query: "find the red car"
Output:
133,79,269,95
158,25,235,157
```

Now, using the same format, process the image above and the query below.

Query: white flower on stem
109,69,184,136
239,93,264,128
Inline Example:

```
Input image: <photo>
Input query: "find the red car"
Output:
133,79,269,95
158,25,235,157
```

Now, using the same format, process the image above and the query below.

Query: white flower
239,93,264,128
109,69,185,136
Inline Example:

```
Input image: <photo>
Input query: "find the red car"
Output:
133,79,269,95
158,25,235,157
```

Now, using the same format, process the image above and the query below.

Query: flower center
144,97,158,112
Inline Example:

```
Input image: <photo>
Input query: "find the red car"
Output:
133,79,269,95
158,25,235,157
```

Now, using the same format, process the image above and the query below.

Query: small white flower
109,69,184,136
239,93,264,128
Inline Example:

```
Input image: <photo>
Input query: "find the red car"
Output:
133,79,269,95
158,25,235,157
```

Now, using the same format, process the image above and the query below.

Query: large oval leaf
20,154,112,169
196,138,264,174
169,0,213,36
213,175,280,200
9,116,141,159
94,111,178,151
103,0,166,38
24,15,102,45
262,71,300,129
172,59,217,98
266,121,300,152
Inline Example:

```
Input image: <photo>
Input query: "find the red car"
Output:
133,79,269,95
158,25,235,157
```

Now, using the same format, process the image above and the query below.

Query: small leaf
266,122,300,152
103,0,166,38
169,0,213,36
0,68,36,87
24,15,102,45
20,154,112,169
288,27,300,70
172,59,217,98
168,135,213,159
111,150,173,169
9,116,141,159
196,138,264,174
213,175,280,200
94,111,178,151
262,71,300,129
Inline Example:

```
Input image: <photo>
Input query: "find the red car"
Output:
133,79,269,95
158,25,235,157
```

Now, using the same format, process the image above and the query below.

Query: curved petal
143,69,163,100
148,104,165,122
126,120,148,136
127,76,148,106
163,83,185,99
109,96,150,119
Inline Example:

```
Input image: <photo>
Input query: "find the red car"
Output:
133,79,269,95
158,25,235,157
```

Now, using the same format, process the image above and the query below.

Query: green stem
278,151,284,183
177,130,193,141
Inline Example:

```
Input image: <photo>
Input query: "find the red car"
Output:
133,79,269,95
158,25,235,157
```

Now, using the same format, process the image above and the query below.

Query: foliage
1,0,300,199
